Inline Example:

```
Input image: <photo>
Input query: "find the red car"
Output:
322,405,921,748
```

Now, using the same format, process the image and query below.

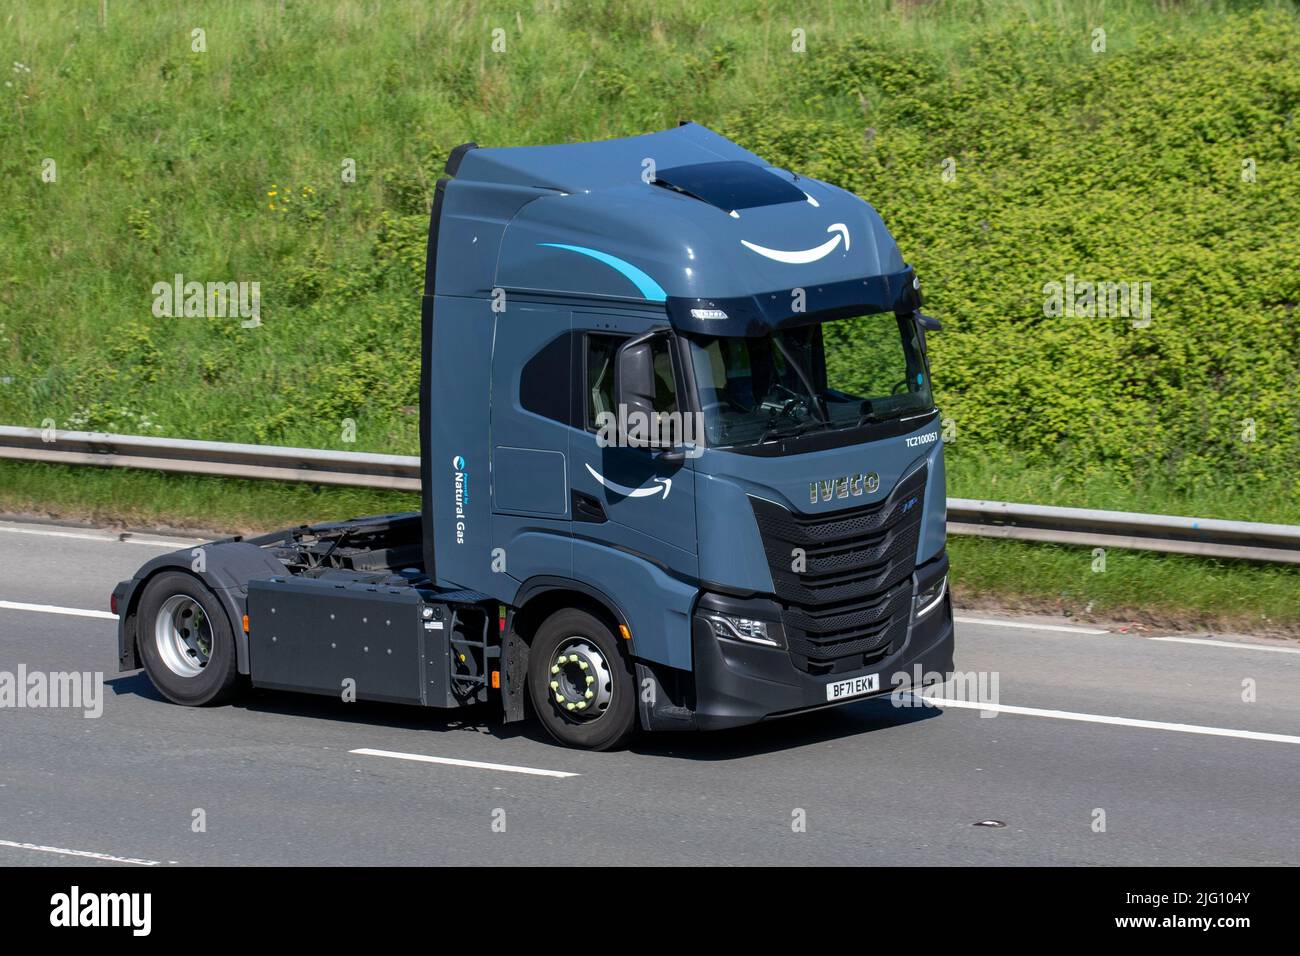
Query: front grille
750,465,927,674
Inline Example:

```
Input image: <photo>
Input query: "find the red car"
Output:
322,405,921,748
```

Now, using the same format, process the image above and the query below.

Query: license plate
826,673,880,702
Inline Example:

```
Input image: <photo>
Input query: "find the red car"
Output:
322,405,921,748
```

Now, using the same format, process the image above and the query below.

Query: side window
520,332,573,425
585,333,678,431
586,334,622,431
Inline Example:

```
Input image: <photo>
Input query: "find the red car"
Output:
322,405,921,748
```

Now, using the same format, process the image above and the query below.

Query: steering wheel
770,396,813,425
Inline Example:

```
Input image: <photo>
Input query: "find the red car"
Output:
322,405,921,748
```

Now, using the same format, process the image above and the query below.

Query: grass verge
0,460,416,536
949,537,1299,638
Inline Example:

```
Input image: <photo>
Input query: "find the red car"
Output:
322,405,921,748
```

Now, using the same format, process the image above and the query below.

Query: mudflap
635,662,697,732
502,623,529,724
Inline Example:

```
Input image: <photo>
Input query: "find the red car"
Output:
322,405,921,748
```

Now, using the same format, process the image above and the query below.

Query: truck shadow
234,688,944,758
233,691,509,738
629,697,944,761
106,672,167,702
107,673,507,737
108,674,943,758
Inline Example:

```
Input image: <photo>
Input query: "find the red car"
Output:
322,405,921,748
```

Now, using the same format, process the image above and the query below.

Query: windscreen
686,311,933,449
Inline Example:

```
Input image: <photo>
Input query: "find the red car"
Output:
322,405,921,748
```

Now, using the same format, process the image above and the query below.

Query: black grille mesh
750,465,927,673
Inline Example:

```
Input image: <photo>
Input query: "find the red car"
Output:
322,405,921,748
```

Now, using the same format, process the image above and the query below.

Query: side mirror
614,335,663,450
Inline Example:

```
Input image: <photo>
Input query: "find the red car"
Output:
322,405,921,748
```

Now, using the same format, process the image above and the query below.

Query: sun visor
666,267,920,337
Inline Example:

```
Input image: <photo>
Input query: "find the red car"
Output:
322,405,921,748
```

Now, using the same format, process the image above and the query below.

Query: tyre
137,571,243,707
527,608,637,750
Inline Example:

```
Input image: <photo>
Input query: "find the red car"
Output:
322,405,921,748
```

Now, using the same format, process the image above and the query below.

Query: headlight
915,574,947,619
705,613,780,647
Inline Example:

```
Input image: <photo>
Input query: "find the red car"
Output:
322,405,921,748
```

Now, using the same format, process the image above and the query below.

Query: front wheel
137,571,243,706
527,608,637,750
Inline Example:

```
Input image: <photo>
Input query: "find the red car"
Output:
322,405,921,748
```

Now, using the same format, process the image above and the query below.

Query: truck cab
114,124,953,750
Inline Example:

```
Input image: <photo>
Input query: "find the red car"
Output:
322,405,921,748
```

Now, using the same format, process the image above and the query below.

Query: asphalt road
0,517,1296,866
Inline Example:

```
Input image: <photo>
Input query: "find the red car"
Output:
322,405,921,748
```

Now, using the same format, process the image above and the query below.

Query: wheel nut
550,681,559,690
585,690,593,699
566,702,576,711
551,665,560,674
586,675,594,684
578,660,589,670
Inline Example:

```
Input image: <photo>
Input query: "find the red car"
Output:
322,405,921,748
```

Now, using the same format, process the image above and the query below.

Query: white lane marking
1151,637,1300,655
0,600,116,620
954,616,1108,635
0,839,160,866
915,694,1300,746
351,748,579,779
0,523,196,547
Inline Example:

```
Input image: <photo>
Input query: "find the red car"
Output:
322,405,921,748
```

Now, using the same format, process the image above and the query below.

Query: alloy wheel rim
154,594,212,678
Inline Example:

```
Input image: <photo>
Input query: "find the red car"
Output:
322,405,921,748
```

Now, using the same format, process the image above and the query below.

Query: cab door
567,312,698,578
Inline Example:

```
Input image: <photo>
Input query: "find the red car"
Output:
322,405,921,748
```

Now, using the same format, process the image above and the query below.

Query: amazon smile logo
585,463,672,500
583,405,702,502
741,223,851,264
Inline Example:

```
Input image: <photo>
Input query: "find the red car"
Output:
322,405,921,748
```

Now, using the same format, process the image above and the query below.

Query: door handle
571,490,607,523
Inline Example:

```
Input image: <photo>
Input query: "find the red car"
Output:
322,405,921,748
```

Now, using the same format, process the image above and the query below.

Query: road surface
0,517,1296,866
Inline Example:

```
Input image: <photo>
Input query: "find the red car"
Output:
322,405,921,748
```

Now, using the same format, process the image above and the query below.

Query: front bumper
689,592,954,730
638,555,955,732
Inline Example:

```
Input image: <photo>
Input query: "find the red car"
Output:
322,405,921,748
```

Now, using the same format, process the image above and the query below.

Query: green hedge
722,14,1300,496
0,2,1295,512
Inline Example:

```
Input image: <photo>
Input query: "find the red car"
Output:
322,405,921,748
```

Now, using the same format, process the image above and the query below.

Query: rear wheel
137,571,242,706
527,608,636,750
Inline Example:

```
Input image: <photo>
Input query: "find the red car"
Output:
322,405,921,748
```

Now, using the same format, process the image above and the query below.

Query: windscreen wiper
756,417,832,445
853,409,909,429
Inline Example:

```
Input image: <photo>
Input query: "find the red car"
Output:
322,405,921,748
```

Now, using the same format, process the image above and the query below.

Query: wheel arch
500,577,635,724
118,543,287,675
511,576,633,655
